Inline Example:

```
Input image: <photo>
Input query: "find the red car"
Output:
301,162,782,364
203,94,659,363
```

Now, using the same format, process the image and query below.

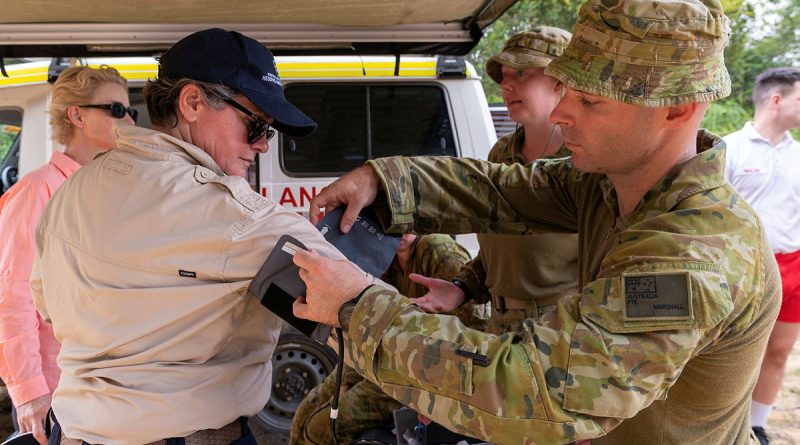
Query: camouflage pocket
375,326,474,396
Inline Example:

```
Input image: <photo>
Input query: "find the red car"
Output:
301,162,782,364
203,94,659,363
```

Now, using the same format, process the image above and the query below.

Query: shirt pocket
375,325,474,397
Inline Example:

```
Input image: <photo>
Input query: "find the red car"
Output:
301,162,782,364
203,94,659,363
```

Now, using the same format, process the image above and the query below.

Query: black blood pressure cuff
247,206,401,343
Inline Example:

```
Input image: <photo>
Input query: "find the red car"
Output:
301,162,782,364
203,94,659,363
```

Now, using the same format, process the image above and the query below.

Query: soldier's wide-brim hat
486,26,572,84
544,0,732,107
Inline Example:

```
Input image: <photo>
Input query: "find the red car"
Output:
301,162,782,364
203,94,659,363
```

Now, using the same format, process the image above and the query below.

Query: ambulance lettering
279,186,320,209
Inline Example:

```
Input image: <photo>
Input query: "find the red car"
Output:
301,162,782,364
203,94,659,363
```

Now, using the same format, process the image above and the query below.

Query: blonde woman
0,65,133,444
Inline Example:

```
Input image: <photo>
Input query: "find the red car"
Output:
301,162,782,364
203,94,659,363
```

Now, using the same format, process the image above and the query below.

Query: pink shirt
0,151,80,406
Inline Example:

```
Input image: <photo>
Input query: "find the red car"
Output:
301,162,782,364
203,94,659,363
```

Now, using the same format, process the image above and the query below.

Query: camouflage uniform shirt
456,127,579,333
342,131,780,445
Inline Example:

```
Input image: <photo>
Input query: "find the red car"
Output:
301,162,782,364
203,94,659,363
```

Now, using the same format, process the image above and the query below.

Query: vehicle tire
252,333,338,435
1,166,17,193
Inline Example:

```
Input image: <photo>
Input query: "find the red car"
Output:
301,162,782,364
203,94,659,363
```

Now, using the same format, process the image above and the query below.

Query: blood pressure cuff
248,206,401,342
316,206,401,277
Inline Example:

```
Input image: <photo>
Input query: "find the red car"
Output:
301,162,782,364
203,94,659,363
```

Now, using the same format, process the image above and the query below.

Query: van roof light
436,55,466,79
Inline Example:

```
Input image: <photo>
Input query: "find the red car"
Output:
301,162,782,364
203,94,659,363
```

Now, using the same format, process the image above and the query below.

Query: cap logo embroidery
262,73,282,86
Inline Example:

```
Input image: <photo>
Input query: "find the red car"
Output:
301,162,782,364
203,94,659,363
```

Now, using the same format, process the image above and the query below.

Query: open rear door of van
0,0,519,58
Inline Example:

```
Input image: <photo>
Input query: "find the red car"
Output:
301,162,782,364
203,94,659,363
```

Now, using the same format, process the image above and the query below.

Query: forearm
343,264,724,445
366,156,578,236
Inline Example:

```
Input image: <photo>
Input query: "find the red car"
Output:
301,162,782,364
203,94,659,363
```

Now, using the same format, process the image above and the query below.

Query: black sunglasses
224,99,276,144
79,102,138,123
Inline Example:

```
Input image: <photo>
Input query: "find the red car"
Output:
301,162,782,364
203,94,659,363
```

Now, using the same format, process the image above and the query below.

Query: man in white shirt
724,66,800,445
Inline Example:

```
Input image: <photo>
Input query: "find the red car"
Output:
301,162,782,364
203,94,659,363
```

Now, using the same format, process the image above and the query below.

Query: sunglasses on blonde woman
79,102,139,123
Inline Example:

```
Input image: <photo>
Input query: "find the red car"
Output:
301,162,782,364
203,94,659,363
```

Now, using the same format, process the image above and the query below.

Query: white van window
281,84,457,176
0,110,21,164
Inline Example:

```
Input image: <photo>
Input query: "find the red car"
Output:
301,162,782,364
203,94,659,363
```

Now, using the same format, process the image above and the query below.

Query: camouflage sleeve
367,156,580,235
344,258,734,444
416,235,471,281
486,133,515,164
454,256,490,304
341,364,364,387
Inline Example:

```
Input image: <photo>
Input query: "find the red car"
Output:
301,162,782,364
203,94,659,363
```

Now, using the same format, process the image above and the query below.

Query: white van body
259,56,496,214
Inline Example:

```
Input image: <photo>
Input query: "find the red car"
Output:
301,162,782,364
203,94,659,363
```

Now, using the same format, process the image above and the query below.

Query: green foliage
0,126,19,161
471,0,800,135
701,100,752,136
469,0,581,103
711,0,800,135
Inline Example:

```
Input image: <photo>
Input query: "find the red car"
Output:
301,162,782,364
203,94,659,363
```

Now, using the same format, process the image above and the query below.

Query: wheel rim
257,341,333,431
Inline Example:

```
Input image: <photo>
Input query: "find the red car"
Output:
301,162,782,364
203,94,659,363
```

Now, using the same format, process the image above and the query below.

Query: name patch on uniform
179,270,197,278
623,272,691,320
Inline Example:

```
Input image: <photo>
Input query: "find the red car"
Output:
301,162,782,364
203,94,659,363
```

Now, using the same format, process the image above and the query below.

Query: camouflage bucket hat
486,26,572,84
544,0,731,107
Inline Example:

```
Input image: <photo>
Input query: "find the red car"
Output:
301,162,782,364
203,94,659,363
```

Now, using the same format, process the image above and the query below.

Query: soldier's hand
293,250,372,326
408,273,465,313
309,166,380,233
16,393,51,445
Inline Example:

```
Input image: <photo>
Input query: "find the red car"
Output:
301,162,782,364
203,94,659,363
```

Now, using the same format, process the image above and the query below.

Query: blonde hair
49,65,128,145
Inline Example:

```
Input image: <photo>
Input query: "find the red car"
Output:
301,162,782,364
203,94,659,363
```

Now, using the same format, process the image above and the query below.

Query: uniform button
201,171,211,178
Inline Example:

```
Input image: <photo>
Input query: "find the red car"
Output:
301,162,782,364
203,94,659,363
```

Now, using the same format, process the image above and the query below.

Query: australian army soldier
413,26,579,335
293,1,781,444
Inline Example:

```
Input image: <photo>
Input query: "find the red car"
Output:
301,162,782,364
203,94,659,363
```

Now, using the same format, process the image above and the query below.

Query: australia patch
622,272,691,320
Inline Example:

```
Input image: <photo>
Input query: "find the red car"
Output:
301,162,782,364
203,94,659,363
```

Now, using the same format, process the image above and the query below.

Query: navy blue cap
159,28,317,137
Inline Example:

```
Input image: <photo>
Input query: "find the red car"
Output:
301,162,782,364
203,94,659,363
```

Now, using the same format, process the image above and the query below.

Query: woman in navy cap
32,29,366,445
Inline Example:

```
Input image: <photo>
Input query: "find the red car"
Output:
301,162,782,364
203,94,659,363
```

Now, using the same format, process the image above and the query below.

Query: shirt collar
114,124,226,176
615,130,726,226
742,121,794,148
492,127,527,164
50,150,82,178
